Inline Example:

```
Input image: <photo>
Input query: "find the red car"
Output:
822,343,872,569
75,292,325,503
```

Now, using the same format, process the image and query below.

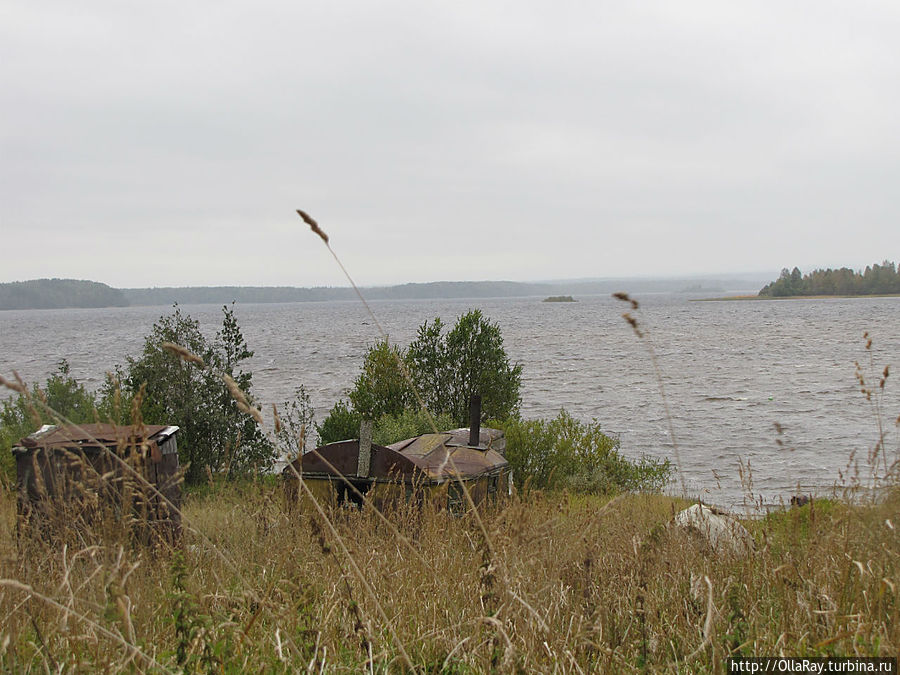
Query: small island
543,295,576,303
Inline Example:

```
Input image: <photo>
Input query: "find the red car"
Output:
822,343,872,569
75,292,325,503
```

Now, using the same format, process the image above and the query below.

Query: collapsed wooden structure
283,422,510,514
13,423,182,545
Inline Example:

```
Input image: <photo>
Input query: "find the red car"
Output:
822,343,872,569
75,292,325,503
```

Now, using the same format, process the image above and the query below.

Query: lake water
2,292,899,511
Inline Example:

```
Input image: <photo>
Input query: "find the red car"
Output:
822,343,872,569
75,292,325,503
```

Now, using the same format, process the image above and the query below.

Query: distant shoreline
696,293,900,302
1,276,771,311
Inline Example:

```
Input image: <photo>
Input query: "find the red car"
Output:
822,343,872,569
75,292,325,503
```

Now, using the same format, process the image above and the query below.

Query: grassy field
0,478,897,673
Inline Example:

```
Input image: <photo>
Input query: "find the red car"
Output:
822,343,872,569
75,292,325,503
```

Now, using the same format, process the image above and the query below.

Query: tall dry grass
1,479,898,671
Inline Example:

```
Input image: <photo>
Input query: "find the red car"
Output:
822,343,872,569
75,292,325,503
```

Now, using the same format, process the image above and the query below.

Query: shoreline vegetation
1,275,768,310
697,293,900,302
542,295,576,302
758,260,900,298
696,261,900,301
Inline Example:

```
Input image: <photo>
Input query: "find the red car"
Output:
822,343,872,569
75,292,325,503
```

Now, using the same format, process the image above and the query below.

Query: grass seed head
161,342,205,368
612,292,640,309
622,313,644,338
0,374,26,393
272,403,282,435
297,209,329,244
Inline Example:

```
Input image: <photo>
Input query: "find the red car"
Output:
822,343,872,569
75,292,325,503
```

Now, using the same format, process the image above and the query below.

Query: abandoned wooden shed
283,421,510,514
13,423,182,544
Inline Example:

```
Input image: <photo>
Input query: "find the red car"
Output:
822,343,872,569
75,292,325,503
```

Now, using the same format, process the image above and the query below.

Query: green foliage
499,411,672,494
408,310,522,425
167,551,234,671
759,260,900,297
316,403,454,447
0,360,99,484
275,385,315,459
318,309,521,447
348,340,414,420
316,400,362,445
112,304,275,485
371,408,455,446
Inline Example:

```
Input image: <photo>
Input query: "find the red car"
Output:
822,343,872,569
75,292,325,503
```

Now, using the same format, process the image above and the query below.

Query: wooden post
357,419,373,477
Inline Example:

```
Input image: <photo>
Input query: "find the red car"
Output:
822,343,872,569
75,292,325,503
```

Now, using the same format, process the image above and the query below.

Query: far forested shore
0,275,767,310
759,260,900,297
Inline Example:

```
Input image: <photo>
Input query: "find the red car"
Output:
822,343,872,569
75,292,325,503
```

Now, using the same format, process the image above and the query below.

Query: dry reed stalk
294,207,507,668
296,209,328,243
855,333,892,480
222,373,263,424
0,373,26,394
686,575,716,661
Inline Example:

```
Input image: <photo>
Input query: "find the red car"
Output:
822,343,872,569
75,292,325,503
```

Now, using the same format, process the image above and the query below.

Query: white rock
672,503,755,556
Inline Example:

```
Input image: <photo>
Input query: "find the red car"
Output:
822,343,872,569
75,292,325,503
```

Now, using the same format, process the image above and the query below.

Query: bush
371,408,455,446
316,400,361,445
316,403,454,447
499,411,671,494
0,360,100,484
274,385,315,460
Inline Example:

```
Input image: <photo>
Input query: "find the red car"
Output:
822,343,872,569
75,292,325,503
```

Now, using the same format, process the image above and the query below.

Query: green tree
405,318,452,416
114,305,274,484
318,309,521,443
406,309,522,425
347,340,414,420
439,309,522,424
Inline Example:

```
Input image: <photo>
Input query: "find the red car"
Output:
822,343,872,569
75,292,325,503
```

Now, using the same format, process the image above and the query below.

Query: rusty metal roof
14,424,179,454
286,427,507,483
390,428,506,455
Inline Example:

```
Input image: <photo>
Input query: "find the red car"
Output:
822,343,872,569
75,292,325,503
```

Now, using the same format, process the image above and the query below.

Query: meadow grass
0,477,897,672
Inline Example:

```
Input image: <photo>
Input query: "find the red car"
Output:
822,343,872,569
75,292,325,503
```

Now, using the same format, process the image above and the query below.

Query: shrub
0,360,99,484
372,408,455,446
316,400,361,445
316,404,454,447
499,411,671,494
274,385,315,460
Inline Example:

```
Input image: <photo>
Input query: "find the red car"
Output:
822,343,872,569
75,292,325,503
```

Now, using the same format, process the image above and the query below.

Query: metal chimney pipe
468,394,482,447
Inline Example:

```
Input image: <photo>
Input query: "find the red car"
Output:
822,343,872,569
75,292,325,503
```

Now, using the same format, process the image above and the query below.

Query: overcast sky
2,1,898,288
